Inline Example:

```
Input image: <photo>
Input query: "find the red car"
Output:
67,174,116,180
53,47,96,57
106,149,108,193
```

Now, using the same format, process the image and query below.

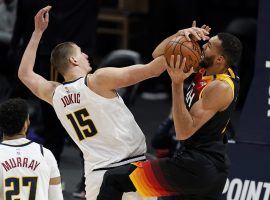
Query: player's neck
64,70,87,82
205,66,228,76
3,133,26,141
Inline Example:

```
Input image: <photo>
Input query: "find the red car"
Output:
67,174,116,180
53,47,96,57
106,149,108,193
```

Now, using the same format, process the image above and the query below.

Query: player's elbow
152,51,159,59
176,132,190,140
18,72,29,86
176,134,192,141
175,128,194,140
18,68,25,82
18,64,28,79
18,68,32,86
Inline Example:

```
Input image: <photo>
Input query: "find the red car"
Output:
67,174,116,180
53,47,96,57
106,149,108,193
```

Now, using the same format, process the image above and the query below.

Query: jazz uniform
127,68,240,199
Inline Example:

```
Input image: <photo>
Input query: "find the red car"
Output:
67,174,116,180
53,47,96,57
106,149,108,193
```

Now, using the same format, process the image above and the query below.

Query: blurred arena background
1,0,269,199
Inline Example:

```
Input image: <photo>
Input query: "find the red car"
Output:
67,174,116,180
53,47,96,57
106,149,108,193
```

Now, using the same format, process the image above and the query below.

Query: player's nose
83,53,89,59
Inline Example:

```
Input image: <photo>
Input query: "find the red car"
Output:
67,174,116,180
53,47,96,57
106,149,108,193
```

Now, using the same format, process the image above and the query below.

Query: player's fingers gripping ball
164,36,201,72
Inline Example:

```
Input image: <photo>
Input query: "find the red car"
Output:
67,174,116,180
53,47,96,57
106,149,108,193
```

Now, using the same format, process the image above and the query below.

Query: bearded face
199,55,215,69
199,35,225,70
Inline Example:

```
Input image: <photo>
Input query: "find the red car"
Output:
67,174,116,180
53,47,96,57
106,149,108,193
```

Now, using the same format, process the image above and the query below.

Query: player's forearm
98,57,166,90
172,82,194,140
118,63,165,88
18,31,42,80
126,57,166,83
146,56,167,76
118,57,166,87
152,33,179,58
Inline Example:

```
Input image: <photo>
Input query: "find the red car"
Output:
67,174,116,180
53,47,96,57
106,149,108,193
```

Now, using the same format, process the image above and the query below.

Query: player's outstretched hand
166,55,193,84
34,6,51,34
177,20,211,41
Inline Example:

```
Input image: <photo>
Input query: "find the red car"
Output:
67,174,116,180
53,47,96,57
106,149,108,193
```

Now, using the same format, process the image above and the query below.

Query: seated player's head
0,98,29,137
200,33,242,70
50,42,92,76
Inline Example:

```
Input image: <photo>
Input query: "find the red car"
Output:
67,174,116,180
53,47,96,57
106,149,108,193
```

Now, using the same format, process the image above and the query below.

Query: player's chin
87,67,92,73
88,65,93,72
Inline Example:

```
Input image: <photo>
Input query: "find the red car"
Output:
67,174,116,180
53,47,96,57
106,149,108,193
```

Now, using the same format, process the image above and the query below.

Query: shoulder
43,147,57,162
43,147,54,156
88,68,105,86
90,67,115,83
49,81,61,94
51,81,61,89
40,81,61,105
201,80,234,111
87,68,117,95
204,79,233,95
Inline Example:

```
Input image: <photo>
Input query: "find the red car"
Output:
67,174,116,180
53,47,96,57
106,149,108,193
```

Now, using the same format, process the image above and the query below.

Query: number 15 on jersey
66,108,98,141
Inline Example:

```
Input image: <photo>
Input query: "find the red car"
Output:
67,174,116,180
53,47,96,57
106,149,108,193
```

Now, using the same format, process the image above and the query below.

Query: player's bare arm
18,6,59,105
87,56,167,98
167,55,233,140
49,176,61,185
152,21,210,58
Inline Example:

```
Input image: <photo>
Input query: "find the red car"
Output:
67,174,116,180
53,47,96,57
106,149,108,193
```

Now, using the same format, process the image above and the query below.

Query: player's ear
69,56,78,66
27,115,30,127
22,117,30,134
216,55,225,65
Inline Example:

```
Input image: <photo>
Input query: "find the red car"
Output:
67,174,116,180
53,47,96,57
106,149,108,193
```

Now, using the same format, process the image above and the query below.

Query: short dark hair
0,98,28,136
217,32,243,67
50,42,77,74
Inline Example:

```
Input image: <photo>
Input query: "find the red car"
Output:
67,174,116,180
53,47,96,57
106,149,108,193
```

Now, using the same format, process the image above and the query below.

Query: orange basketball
164,36,201,72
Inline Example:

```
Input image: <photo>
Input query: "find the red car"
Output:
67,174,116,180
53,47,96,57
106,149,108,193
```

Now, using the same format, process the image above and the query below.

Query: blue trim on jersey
0,141,33,147
62,77,83,85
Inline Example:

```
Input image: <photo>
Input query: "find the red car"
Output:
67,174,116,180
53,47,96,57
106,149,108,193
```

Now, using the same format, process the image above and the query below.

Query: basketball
164,36,202,72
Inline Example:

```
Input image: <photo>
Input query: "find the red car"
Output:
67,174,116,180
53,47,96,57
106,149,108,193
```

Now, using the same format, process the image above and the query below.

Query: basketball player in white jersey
17,6,164,200
0,98,63,200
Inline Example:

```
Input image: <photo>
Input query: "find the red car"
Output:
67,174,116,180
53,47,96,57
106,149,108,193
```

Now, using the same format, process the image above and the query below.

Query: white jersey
52,76,146,175
0,138,61,200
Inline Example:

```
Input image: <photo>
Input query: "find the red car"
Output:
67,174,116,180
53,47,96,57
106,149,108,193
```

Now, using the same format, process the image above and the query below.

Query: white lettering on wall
223,178,270,200
246,181,263,200
263,183,270,200
227,178,242,200
265,61,270,68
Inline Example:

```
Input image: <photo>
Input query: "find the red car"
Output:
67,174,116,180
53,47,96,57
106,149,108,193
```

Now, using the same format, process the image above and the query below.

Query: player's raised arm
18,6,59,105
89,56,167,92
152,21,210,58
